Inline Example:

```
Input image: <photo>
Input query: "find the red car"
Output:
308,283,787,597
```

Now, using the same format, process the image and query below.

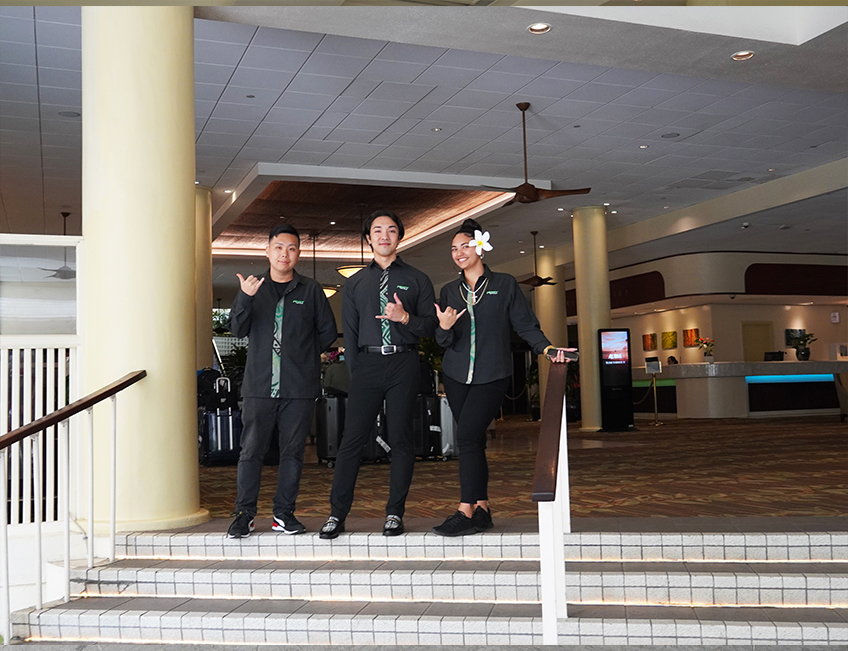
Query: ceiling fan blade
540,277,557,286
536,187,592,199
519,275,544,287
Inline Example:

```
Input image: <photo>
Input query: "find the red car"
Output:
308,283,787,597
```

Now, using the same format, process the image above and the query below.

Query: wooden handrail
531,362,568,502
0,370,147,451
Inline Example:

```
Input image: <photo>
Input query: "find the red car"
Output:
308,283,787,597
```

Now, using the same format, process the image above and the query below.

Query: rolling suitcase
316,394,344,467
412,394,439,458
437,394,458,460
199,377,242,466
362,409,390,463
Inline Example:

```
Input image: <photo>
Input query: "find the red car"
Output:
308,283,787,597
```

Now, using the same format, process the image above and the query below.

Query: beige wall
614,303,848,364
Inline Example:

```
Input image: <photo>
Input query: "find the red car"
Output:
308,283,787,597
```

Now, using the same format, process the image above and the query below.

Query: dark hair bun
456,218,482,237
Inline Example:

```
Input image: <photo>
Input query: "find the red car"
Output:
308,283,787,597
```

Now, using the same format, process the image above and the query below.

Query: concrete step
14,597,848,645
117,529,848,563
72,558,848,608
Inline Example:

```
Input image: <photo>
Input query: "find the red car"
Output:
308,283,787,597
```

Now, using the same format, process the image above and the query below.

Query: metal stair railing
0,370,146,643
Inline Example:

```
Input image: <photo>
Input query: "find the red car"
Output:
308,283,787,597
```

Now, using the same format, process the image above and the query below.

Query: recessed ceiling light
224,189,232,194
431,127,442,132
58,111,80,118
732,50,755,61
329,221,336,225
611,210,618,214
557,207,564,212
663,206,669,209
661,133,680,139
539,245,545,249
527,23,551,35
603,203,610,206
520,250,525,254
195,181,199,185
768,168,776,172
639,145,649,149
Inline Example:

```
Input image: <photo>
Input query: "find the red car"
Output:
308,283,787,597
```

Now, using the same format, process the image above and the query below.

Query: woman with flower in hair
432,218,573,536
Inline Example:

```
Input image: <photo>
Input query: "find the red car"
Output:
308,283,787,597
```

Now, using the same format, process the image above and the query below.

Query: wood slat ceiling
214,180,505,252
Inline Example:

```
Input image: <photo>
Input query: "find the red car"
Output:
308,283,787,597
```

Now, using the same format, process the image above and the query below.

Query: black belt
360,345,416,355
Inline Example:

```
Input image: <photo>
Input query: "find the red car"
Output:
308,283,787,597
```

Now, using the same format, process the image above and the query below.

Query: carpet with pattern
199,414,848,521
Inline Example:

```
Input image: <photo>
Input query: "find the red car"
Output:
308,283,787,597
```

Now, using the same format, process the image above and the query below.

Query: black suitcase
315,395,388,467
316,394,344,467
199,377,242,466
412,394,440,458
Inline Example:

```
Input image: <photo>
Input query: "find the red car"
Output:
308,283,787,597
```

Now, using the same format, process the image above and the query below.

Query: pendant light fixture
336,204,368,278
41,211,76,279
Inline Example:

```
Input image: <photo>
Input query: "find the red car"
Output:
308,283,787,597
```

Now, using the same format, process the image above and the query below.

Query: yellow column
534,248,568,408
81,6,208,530
196,187,214,371
572,206,612,431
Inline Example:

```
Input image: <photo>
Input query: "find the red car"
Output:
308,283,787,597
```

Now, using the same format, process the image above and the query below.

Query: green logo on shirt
292,299,305,305
397,285,409,290
486,290,499,295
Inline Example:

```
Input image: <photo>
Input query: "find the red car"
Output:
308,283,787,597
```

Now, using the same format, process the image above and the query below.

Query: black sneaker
318,516,345,540
472,506,493,532
431,510,477,537
227,510,255,539
272,512,306,535
383,514,404,536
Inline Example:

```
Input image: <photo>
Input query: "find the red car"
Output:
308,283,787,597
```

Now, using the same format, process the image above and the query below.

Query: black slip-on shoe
383,514,404,536
318,516,345,540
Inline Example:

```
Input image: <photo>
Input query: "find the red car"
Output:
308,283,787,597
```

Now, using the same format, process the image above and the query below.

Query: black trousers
235,397,313,518
329,350,418,519
443,375,510,504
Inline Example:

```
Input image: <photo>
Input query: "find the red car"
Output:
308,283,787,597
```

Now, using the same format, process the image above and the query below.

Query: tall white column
196,187,214,371
534,248,568,408
81,6,208,530
572,206,612,431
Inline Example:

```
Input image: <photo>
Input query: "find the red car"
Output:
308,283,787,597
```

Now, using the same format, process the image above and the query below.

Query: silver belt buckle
380,345,396,355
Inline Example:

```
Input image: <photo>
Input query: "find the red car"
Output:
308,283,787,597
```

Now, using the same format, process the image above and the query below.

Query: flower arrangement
696,336,715,356
788,331,817,349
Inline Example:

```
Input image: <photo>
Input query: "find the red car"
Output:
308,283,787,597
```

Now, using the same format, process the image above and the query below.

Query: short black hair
363,209,405,242
269,223,300,243
455,218,482,238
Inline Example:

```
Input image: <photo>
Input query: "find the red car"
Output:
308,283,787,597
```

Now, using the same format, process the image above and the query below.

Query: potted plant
788,331,817,361
696,336,715,363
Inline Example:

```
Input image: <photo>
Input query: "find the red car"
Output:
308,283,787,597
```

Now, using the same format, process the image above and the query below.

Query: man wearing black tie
319,210,437,539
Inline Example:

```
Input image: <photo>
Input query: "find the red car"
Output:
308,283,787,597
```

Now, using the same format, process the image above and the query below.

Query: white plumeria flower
472,229,493,256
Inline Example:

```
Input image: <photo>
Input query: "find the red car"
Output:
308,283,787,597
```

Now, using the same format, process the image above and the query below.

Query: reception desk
632,361,848,419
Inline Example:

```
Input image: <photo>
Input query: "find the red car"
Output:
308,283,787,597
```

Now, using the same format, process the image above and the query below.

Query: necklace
461,276,489,306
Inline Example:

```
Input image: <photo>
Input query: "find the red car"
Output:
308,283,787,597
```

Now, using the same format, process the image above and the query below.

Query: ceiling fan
519,231,556,288
40,212,76,280
489,102,591,205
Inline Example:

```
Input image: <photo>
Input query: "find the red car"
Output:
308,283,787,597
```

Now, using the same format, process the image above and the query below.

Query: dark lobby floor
199,413,848,521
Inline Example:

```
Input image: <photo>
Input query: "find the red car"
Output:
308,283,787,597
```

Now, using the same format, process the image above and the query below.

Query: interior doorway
742,322,775,362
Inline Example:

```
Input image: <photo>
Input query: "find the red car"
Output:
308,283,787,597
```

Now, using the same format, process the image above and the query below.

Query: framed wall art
661,331,677,350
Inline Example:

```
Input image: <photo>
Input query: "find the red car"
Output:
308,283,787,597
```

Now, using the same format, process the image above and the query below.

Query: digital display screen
599,329,632,387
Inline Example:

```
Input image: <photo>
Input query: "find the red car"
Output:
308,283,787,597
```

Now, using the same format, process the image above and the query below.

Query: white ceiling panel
240,46,310,73
1,41,34,66
195,18,255,45
0,17,34,46
358,59,428,84
377,42,446,65
204,118,260,136
368,82,434,104
466,71,536,94
315,33,385,59
251,27,321,52
229,67,294,90
195,63,235,85
286,73,350,96
302,52,370,78
211,103,269,121
0,63,36,85
218,86,278,108
194,40,248,67
413,65,481,89
34,21,79,49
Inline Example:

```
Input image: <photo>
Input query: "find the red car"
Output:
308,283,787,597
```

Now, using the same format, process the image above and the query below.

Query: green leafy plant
788,331,817,349
212,308,230,335
417,336,443,374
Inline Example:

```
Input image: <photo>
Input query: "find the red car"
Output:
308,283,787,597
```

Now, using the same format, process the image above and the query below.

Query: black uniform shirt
342,256,437,374
229,270,337,399
437,266,551,385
